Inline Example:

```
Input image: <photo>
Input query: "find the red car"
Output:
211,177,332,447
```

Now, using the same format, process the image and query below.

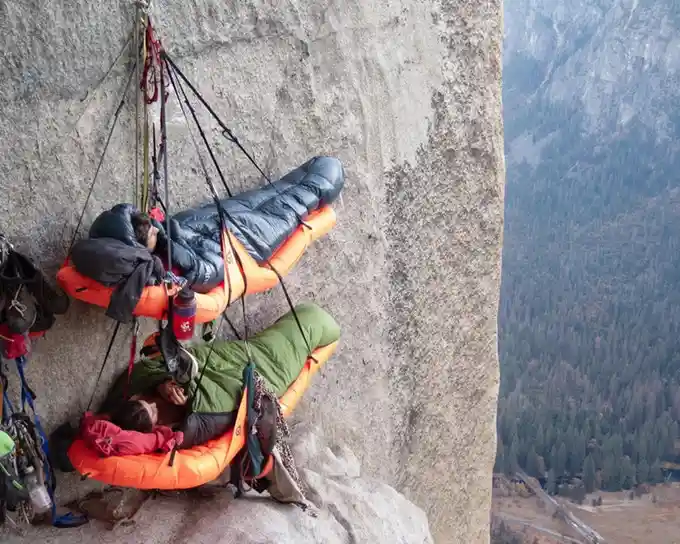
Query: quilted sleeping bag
158,155,344,292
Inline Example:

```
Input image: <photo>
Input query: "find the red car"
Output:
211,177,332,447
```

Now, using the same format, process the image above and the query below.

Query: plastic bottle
23,466,51,514
172,287,197,342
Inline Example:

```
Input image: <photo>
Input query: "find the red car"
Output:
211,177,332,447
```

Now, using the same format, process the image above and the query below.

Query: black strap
170,69,233,198
222,311,242,340
159,39,318,411
160,56,254,437
161,51,311,230
63,58,138,260
85,321,121,412
159,52,173,273
268,264,317,361
161,56,313,360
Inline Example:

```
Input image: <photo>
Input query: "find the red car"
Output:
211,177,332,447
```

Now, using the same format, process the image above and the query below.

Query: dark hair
110,400,153,433
131,212,152,247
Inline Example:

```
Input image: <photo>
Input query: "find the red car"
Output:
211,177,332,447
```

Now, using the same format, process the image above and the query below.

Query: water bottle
23,466,52,514
172,287,197,342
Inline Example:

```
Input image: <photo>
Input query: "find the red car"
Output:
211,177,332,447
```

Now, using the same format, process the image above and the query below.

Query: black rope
162,52,268,181
150,123,167,212
160,47,317,411
161,51,311,229
269,264,316,361
222,311,243,340
167,60,254,358
85,321,121,412
164,58,236,306
134,5,141,210
163,57,253,407
63,59,138,260
163,53,315,362
170,66,233,198
159,55,172,272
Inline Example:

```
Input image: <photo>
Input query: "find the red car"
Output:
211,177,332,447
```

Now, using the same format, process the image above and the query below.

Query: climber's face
139,399,159,426
146,225,159,252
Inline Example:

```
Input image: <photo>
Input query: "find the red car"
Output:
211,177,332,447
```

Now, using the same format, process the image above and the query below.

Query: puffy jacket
72,203,165,323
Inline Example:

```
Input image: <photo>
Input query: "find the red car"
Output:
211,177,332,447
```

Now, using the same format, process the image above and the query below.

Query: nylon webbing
159,49,172,272
161,50,316,361
134,5,141,210
163,57,254,407
150,123,166,212
63,58,138,263
161,52,311,229
85,321,121,412
171,67,233,198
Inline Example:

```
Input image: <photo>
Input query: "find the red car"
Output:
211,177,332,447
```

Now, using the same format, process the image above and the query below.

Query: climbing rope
85,322,121,413
163,57,255,395
158,40,172,275
133,4,141,210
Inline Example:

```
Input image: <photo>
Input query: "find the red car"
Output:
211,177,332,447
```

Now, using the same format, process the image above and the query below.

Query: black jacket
71,237,164,323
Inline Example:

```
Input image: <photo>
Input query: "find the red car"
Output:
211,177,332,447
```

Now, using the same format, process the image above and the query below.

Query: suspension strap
268,264,317,362
161,51,311,229
158,43,172,277
162,53,316,362
134,4,141,210
149,123,166,212
124,319,139,400
163,57,238,308
163,64,254,404
85,322,121,412
62,58,138,264
166,59,233,198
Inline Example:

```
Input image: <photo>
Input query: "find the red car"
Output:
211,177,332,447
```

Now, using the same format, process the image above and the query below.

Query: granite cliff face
0,1,504,542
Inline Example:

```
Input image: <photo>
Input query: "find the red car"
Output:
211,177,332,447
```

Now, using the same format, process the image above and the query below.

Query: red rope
141,16,163,104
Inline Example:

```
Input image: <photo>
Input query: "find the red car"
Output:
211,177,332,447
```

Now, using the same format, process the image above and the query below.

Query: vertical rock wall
0,1,504,541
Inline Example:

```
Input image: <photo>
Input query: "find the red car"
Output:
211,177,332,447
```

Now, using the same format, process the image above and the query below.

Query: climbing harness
1,356,87,529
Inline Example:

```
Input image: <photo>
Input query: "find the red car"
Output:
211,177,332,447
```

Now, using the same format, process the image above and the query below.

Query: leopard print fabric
252,371,306,496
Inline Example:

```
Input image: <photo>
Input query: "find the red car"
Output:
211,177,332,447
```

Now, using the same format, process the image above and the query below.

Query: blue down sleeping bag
156,155,344,292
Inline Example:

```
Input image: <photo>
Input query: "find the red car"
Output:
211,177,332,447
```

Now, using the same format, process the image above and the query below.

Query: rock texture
0,1,504,542
4,424,434,543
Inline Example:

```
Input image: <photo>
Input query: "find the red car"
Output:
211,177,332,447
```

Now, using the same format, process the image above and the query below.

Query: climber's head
131,212,159,252
110,399,157,432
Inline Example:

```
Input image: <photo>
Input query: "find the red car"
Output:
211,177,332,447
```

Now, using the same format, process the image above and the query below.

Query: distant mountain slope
498,0,680,491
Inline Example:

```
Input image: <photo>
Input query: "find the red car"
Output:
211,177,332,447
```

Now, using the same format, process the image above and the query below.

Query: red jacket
80,412,183,457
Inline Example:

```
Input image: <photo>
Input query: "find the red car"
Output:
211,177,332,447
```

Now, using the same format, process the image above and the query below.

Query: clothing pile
70,204,167,323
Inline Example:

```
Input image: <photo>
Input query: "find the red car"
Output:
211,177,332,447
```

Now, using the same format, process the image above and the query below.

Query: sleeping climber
67,156,345,324
97,302,340,449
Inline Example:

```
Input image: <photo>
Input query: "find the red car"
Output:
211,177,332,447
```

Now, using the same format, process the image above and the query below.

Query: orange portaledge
56,206,336,324
67,341,338,490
